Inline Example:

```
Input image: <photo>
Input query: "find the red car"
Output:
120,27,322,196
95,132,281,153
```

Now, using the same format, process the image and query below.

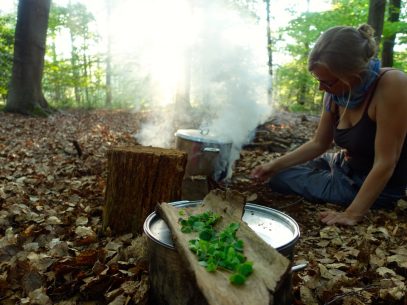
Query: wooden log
103,145,187,235
181,175,209,200
156,189,292,305
148,237,207,305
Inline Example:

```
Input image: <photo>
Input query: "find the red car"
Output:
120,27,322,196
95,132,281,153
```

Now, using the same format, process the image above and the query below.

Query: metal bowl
144,200,300,259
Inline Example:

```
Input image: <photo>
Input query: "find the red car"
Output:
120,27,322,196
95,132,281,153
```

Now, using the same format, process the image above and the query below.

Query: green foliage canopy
0,13,15,100
273,0,406,113
1,0,406,112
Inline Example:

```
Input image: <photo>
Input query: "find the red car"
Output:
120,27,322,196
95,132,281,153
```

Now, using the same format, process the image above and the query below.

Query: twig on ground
72,140,82,157
323,285,379,305
278,197,304,209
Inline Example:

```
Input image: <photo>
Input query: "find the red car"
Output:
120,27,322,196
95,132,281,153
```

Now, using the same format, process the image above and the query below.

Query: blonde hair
308,24,377,81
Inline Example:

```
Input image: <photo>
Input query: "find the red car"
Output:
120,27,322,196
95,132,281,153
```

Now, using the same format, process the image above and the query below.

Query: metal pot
144,200,300,259
175,129,232,181
143,200,300,305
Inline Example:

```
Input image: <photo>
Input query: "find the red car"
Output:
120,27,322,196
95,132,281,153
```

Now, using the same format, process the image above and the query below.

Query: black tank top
333,70,407,188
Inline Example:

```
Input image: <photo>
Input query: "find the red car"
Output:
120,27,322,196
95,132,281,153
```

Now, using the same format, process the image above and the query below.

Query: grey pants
268,152,404,209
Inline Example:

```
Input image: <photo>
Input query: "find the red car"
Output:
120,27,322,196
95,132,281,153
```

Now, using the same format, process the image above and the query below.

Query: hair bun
357,24,375,40
357,24,377,58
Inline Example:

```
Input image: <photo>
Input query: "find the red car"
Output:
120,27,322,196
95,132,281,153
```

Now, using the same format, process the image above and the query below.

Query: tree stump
103,145,187,235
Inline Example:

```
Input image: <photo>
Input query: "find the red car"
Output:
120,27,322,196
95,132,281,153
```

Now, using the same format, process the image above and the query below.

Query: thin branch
324,285,379,305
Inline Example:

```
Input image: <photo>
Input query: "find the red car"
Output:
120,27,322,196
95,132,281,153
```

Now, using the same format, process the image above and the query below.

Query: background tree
174,0,193,116
46,4,69,105
274,0,368,113
68,2,88,107
265,0,273,100
0,13,15,103
42,2,102,109
2,0,406,113
367,0,386,50
105,0,113,107
6,0,51,115
381,0,402,66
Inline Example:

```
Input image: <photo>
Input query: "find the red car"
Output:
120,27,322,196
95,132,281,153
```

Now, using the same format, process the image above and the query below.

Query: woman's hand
250,162,278,183
320,210,364,226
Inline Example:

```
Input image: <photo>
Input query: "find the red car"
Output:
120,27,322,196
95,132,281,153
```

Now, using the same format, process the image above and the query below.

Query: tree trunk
103,146,187,235
105,0,113,107
82,49,90,107
265,0,273,101
367,0,386,50
50,41,62,104
174,0,192,120
5,0,51,115
174,45,192,124
298,2,311,106
69,30,81,106
175,53,191,110
381,0,401,67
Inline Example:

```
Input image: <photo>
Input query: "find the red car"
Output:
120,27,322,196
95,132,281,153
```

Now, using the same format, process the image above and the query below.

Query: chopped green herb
237,261,253,277
229,273,246,285
179,210,254,285
199,228,215,241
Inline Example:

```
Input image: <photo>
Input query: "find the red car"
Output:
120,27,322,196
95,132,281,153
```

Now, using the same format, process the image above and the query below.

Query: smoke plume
128,0,273,178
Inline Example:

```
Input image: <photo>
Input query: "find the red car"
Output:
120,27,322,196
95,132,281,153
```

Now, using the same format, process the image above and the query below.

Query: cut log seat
103,145,187,235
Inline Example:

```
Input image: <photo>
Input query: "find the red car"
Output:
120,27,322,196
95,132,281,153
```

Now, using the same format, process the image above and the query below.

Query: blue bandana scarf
330,58,381,109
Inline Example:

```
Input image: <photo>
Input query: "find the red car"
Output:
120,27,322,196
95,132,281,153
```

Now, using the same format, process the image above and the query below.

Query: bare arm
322,70,407,225
251,94,334,181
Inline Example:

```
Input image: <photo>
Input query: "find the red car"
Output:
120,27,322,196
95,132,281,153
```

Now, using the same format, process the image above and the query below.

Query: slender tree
82,47,90,107
6,0,51,115
0,13,15,102
66,1,98,107
276,0,368,111
68,1,82,106
174,0,193,114
297,0,311,105
47,4,68,105
265,0,272,78
381,0,401,67
265,0,273,101
105,0,112,107
367,0,386,50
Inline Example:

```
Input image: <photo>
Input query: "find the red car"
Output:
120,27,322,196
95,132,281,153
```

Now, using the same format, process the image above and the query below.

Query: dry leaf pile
0,110,149,305
0,109,406,305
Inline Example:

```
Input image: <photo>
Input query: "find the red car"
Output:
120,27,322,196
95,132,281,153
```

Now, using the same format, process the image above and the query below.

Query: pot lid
144,201,300,251
175,129,232,144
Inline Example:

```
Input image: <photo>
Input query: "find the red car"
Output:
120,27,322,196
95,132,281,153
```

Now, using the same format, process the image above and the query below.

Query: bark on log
103,145,187,235
155,189,292,305
181,175,209,200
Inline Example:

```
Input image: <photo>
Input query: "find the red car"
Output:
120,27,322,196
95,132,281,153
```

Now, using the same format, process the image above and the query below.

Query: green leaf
192,221,206,231
180,210,254,285
206,261,217,272
237,262,253,277
199,228,214,241
181,225,192,233
234,239,244,252
229,273,246,285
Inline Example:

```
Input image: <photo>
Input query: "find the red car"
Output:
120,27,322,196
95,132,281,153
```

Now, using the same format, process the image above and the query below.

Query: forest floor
0,109,406,305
